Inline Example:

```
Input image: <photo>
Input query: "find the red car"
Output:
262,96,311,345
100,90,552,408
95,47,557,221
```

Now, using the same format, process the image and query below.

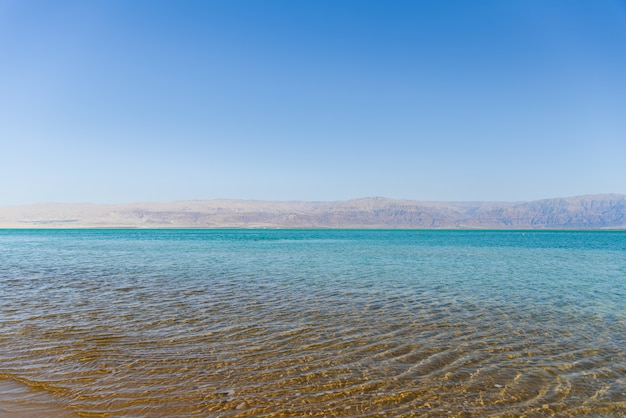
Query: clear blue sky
1,0,625,204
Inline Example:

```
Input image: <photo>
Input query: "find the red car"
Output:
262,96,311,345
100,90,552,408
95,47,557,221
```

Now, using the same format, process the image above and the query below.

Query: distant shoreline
1,227,626,231
1,194,625,230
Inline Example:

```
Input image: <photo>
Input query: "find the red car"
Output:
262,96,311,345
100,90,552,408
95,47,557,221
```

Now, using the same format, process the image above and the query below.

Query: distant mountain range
1,194,625,229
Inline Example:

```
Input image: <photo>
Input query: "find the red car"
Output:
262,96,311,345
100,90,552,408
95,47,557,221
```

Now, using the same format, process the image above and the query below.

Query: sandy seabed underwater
1,229,625,417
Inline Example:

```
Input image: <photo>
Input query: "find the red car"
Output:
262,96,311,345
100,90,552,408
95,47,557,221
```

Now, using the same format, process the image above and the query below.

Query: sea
0,229,625,417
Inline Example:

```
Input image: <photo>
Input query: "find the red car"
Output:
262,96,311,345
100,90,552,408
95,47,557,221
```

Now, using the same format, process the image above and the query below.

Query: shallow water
1,229,625,417
0,379,78,417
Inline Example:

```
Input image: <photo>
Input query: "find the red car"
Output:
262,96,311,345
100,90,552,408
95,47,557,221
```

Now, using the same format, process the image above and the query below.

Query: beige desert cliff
0,194,624,229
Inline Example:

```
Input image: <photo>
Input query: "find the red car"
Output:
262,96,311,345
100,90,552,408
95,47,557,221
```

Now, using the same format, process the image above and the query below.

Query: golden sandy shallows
2,229,626,416
0,379,78,417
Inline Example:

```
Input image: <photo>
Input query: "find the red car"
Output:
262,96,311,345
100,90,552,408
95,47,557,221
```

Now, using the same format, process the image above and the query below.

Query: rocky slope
0,195,624,229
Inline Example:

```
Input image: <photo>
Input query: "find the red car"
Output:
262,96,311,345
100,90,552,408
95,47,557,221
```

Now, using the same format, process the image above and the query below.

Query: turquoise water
1,229,625,416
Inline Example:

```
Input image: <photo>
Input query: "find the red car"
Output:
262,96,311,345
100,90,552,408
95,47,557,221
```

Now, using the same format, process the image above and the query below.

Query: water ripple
1,229,625,416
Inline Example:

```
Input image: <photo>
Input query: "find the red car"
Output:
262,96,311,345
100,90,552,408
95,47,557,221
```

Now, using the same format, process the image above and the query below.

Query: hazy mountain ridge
0,195,624,229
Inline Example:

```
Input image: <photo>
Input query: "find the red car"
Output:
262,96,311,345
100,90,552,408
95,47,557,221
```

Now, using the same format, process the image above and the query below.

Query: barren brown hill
0,195,624,229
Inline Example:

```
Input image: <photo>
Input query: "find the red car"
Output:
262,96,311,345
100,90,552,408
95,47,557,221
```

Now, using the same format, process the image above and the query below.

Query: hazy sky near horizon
1,0,625,204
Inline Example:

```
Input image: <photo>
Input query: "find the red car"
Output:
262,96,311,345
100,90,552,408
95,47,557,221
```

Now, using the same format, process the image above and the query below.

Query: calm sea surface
1,229,625,417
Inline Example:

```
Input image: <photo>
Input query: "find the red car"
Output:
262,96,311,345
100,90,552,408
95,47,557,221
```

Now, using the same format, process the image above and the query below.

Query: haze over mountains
1,195,624,229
